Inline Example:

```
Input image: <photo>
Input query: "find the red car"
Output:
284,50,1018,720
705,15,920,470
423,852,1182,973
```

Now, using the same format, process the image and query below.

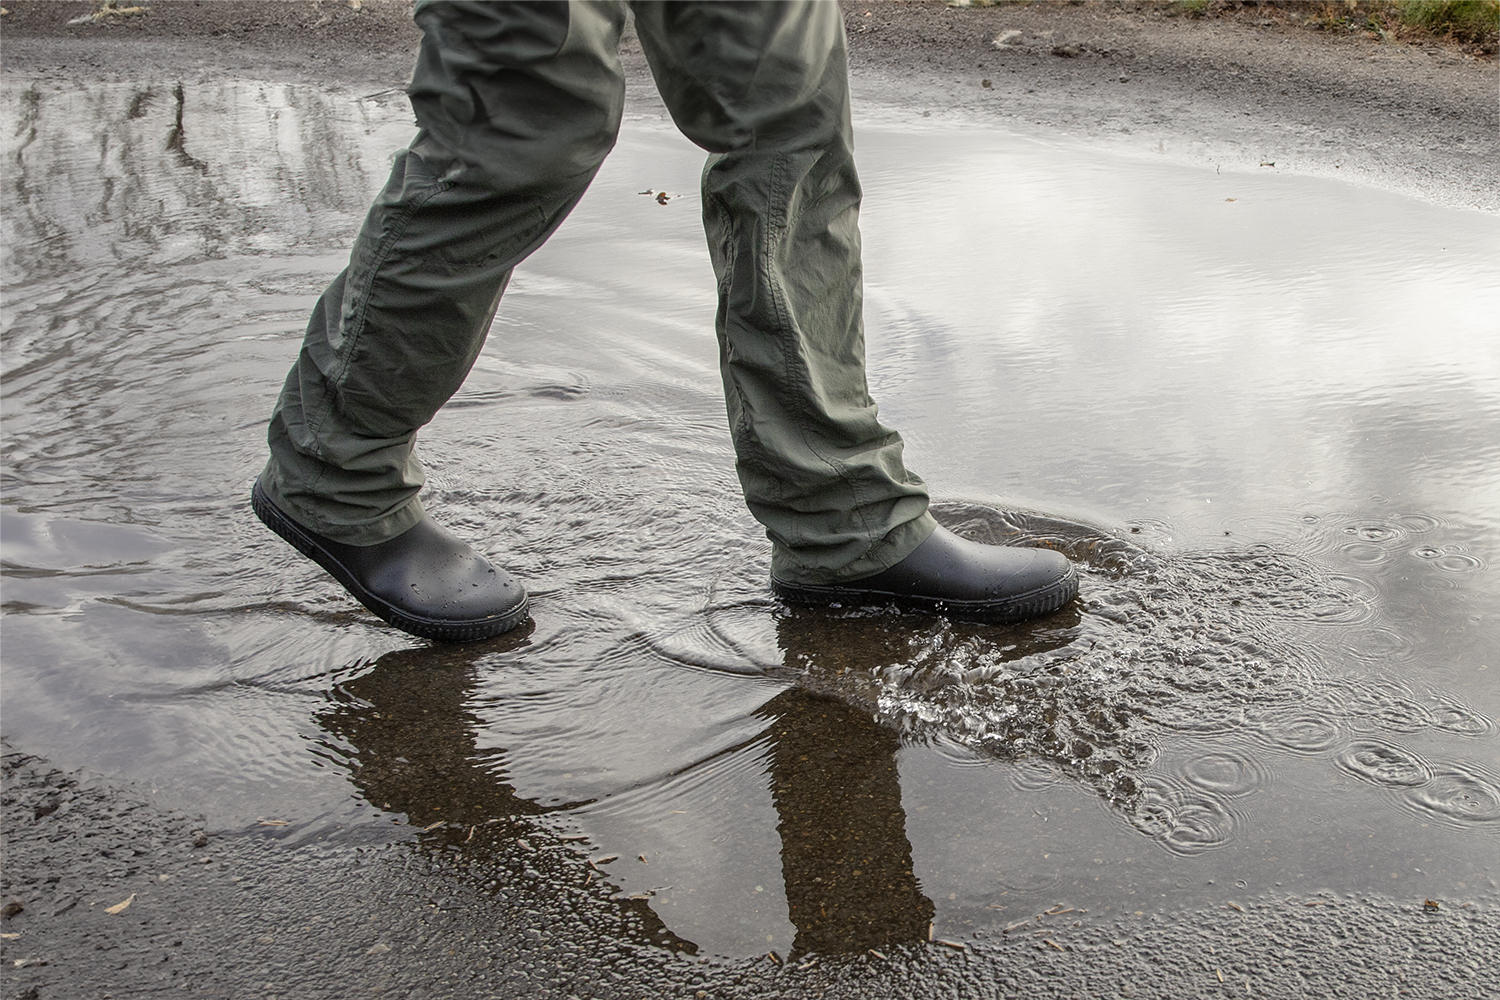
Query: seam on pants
762,151,877,556
303,174,454,493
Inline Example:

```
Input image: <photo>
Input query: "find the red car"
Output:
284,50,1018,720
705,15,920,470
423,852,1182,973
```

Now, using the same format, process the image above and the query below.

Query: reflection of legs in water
763,615,934,955
319,637,549,828
316,635,698,954
252,0,1078,643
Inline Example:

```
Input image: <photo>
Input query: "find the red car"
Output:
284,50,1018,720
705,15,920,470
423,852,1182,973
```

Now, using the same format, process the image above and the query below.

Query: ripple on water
1245,705,1347,757
1126,779,1239,857
1303,574,1381,627
1336,541,1390,566
1426,698,1497,738
1341,624,1415,666
1346,523,1405,545
1335,739,1434,789
1393,512,1444,534
1009,758,1062,792
1328,676,1436,735
1401,763,1500,830
1179,747,1273,799
1434,551,1485,574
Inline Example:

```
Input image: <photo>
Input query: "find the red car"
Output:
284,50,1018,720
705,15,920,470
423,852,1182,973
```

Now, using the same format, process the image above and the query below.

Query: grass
1395,0,1500,42
1156,0,1498,51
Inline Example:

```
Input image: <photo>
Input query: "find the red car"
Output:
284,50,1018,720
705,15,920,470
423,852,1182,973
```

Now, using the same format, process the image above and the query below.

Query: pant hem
254,465,426,546
770,510,937,586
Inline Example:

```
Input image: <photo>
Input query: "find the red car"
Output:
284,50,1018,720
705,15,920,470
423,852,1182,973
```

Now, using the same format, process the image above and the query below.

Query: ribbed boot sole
772,562,1079,625
251,481,529,642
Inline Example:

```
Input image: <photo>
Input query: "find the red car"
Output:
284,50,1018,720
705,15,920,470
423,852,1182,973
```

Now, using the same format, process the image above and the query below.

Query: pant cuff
770,510,937,586
255,463,426,546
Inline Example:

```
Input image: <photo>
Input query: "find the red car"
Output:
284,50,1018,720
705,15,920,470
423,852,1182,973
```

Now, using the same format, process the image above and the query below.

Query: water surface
3,79,1498,961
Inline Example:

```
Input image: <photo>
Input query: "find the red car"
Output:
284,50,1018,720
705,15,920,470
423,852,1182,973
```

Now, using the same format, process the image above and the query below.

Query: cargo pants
259,0,937,583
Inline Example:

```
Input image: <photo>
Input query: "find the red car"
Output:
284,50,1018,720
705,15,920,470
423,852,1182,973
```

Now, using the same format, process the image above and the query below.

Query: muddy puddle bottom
3,79,1499,963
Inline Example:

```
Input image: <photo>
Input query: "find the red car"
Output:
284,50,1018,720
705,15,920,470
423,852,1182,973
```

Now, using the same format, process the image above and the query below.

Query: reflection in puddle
2,77,1498,961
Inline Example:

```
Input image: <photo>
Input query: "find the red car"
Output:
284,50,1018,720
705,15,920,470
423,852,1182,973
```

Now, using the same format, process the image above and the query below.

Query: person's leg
262,0,628,543
632,1,1077,622
255,0,630,639
630,0,934,586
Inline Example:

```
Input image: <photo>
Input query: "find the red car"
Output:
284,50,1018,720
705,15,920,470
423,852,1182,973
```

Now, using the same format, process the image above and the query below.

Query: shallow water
3,79,1498,961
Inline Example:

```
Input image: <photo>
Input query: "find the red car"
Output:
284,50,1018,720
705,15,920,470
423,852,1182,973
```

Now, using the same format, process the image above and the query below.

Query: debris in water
993,29,1023,48
66,1,147,25
656,191,671,205
1423,899,1440,912
104,894,135,915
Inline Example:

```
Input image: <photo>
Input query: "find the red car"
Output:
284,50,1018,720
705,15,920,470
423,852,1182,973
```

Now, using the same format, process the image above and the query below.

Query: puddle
3,78,1498,963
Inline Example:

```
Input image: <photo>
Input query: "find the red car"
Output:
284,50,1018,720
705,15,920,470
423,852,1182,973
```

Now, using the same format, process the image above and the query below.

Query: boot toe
253,481,529,642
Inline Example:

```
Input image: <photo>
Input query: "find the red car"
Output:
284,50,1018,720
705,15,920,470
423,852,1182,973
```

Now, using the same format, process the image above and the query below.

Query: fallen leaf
104,894,135,915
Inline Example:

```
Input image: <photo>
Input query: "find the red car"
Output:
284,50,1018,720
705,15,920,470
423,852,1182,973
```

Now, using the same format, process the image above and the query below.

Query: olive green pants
260,0,935,583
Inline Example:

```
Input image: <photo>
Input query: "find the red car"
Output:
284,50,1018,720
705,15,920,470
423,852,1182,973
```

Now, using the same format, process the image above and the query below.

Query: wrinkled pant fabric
260,0,936,583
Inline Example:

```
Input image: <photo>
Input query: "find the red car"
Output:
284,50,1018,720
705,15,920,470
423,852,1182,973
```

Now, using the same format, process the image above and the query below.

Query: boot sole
771,562,1079,625
251,481,530,643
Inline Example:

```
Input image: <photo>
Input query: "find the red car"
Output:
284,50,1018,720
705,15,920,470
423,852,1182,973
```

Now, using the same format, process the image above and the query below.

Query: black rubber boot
771,524,1078,624
251,481,530,642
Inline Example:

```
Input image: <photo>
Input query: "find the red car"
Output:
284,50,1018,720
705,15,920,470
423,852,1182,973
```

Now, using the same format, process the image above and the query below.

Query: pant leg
630,1,935,583
261,0,629,544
